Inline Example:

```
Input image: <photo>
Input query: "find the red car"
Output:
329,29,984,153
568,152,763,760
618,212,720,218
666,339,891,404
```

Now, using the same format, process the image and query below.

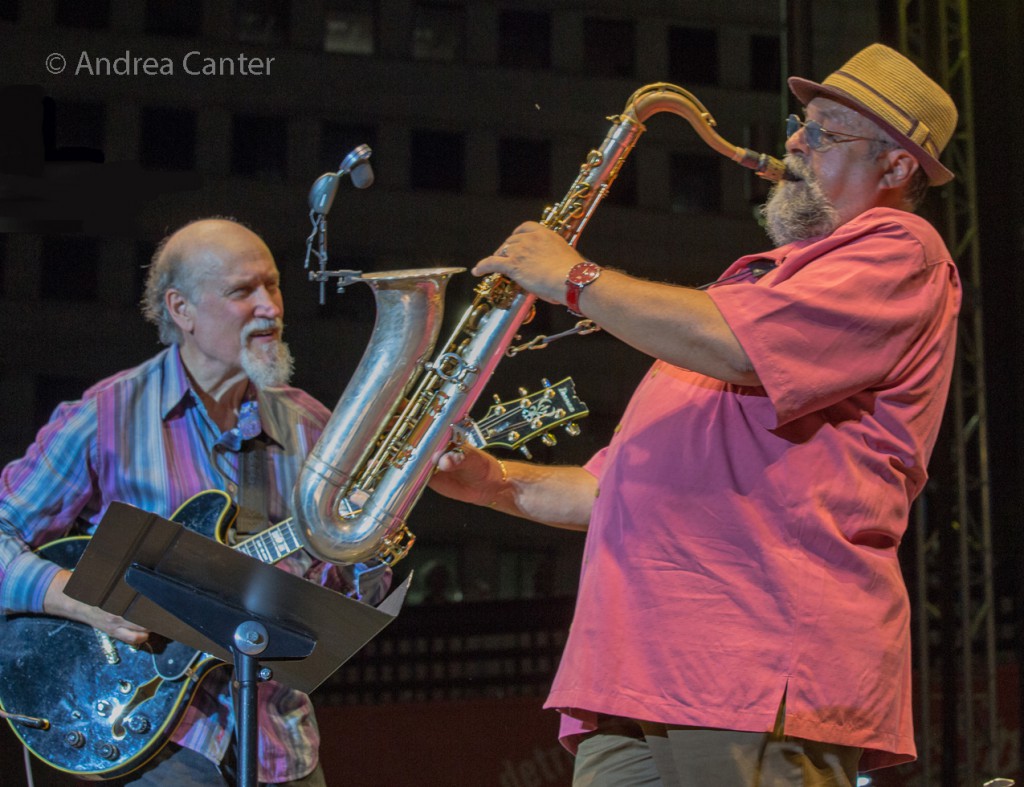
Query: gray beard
240,318,294,388
242,315,296,384
241,340,294,389
760,157,841,247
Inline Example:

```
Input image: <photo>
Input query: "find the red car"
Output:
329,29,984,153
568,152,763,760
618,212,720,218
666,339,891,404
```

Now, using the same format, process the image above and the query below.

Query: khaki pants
573,714,861,787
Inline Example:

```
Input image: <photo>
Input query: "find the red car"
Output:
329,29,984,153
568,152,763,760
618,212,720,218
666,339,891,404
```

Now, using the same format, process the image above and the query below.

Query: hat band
825,70,940,158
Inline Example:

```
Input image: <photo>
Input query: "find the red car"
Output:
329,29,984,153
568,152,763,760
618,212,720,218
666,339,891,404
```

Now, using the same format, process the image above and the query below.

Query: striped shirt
0,345,389,782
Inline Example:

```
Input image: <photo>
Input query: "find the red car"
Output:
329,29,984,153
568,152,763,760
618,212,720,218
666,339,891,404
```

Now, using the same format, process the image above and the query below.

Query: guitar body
0,491,235,780
0,379,589,780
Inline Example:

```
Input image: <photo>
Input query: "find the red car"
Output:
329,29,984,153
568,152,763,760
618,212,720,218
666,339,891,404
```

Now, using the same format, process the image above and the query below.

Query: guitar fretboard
235,519,303,565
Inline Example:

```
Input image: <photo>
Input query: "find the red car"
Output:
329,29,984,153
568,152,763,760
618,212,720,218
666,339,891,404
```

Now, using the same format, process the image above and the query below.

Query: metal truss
899,1,998,784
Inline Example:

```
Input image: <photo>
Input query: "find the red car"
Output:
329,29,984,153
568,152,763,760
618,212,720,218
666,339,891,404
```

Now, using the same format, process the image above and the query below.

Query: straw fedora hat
788,43,958,185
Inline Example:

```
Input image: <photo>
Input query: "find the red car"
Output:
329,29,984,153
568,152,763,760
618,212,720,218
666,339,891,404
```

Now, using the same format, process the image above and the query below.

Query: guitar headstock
467,377,588,455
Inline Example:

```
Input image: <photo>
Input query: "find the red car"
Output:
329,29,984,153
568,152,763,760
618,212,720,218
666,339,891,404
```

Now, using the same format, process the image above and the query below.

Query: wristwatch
565,261,602,316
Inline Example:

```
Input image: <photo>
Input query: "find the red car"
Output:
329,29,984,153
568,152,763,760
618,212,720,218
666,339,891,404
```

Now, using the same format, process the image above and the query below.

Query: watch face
567,262,601,286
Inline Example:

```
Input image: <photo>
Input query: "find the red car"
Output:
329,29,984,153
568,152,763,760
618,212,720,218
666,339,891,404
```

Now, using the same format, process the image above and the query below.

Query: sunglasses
786,114,887,151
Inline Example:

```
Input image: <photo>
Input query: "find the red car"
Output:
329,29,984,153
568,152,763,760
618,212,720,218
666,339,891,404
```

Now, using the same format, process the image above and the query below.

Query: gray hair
866,133,930,211
140,216,241,345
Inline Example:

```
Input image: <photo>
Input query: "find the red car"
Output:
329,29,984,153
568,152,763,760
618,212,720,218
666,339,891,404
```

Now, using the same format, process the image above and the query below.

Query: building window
325,0,375,55
498,138,551,199
0,0,19,22
750,34,781,92
498,549,555,599
139,105,196,169
498,10,551,70
582,18,635,79
667,27,719,86
670,153,721,214
407,545,463,604
40,236,99,301
49,100,106,155
412,3,465,62
230,114,288,180
140,107,197,171
145,0,202,37
320,121,377,175
409,129,464,192
55,0,110,29
236,0,290,45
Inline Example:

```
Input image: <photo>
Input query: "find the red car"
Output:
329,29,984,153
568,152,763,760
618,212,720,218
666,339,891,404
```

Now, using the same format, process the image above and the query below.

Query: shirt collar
159,345,284,449
251,387,290,449
160,345,194,420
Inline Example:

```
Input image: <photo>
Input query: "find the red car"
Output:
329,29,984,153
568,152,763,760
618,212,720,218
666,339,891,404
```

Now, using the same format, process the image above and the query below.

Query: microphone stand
302,144,375,303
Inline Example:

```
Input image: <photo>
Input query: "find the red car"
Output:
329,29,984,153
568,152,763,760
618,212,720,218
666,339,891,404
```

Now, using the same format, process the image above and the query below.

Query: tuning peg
542,378,551,387
565,423,581,437
519,446,533,460
541,433,557,447
518,387,528,396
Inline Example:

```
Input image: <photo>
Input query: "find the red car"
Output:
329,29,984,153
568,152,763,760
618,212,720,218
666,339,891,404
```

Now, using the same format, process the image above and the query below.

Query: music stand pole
124,564,316,787
232,621,267,787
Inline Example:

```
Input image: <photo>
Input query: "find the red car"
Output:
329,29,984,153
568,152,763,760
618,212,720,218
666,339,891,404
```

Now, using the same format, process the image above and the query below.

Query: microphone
341,144,374,189
308,144,374,215
309,173,341,215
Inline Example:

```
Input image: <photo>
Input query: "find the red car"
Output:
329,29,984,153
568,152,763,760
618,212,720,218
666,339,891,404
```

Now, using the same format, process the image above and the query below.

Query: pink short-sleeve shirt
546,208,961,771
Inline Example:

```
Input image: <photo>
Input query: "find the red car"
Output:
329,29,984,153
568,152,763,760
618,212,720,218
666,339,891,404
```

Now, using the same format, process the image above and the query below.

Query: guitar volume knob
65,731,86,749
97,742,120,761
126,715,151,734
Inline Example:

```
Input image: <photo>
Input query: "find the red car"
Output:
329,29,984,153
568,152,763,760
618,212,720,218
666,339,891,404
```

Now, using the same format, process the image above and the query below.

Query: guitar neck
232,377,586,564
233,518,303,565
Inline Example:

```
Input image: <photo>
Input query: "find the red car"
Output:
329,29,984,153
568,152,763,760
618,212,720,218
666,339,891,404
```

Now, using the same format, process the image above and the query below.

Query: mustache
241,317,284,342
781,154,814,184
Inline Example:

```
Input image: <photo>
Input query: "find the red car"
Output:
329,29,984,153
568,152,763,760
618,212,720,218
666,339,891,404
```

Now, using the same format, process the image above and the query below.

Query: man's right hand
43,569,150,646
431,445,596,531
430,444,506,507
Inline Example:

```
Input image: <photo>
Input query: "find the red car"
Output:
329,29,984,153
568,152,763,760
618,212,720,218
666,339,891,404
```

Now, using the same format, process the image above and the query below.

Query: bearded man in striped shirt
0,218,388,786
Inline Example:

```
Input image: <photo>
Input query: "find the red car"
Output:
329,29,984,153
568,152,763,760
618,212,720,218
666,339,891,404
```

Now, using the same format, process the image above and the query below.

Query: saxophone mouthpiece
735,148,789,182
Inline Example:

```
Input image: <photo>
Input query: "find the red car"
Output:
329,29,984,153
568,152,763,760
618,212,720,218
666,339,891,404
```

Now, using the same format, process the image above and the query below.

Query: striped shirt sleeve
0,396,100,613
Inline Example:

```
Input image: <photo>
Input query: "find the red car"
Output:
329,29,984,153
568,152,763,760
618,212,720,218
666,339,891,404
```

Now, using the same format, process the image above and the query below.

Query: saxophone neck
624,82,788,182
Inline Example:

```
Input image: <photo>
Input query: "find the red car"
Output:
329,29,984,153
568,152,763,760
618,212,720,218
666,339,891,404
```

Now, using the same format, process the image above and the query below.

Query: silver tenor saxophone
293,82,787,566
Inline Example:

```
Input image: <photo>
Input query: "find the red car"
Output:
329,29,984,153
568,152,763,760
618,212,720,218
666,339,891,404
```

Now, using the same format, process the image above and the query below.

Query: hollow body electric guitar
0,378,586,780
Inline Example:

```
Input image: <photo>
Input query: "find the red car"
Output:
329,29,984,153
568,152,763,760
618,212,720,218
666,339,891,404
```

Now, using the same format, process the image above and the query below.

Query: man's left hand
473,221,584,304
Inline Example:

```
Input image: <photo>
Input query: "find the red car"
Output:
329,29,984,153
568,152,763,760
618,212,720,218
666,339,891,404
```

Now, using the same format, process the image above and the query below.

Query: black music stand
65,502,409,787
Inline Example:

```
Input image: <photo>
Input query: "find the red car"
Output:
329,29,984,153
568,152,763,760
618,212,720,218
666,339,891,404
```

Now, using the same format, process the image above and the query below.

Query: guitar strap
234,437,269,537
